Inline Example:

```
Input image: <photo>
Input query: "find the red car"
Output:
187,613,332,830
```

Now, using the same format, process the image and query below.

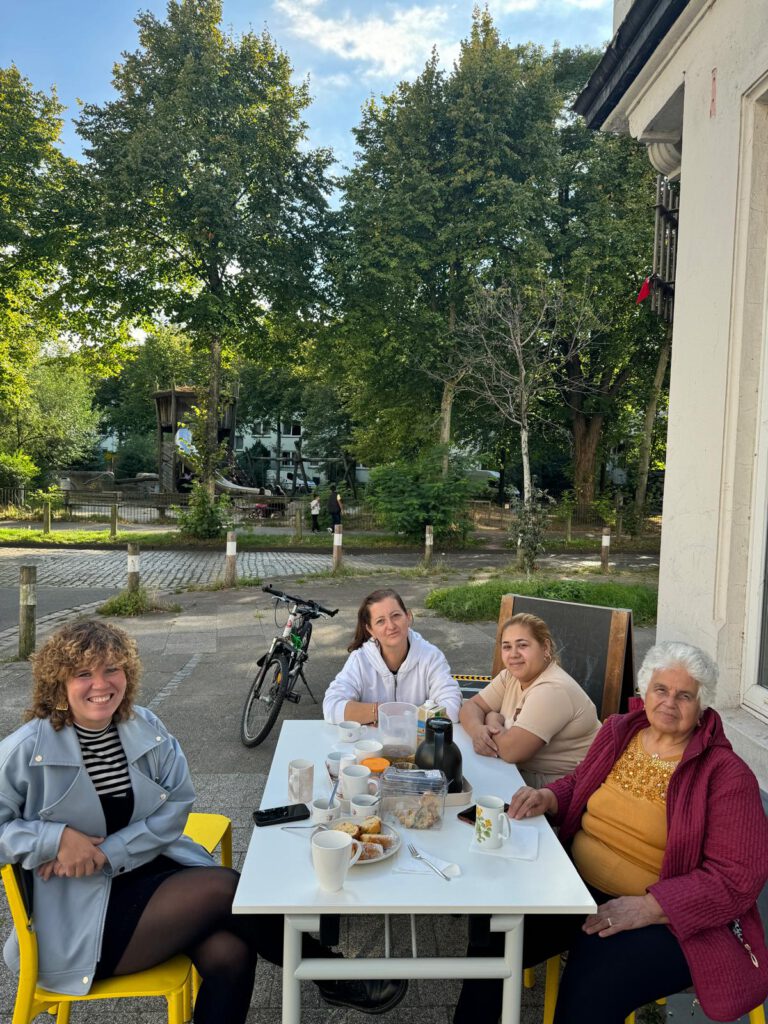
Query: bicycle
240,584,339,747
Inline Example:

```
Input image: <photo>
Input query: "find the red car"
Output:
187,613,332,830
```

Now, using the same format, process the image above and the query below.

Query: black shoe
317,977,408,1015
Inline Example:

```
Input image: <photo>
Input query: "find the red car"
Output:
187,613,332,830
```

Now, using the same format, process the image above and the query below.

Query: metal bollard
332,524,343,571
601,526,611,573
110,503,118,539
127,543,140,593
424,524,433,565
224,530,237,587
19,566,37,659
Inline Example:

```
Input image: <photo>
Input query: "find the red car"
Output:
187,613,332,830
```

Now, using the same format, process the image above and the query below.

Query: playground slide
214,475,272,496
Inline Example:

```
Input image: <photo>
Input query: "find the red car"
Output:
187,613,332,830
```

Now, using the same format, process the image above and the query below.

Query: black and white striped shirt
74,722,131,796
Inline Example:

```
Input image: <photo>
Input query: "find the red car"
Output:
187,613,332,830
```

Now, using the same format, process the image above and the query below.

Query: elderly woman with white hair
454,641,768,1024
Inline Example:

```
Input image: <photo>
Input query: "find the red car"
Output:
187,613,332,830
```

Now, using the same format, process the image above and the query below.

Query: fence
0,488,381,531
468,499,662,538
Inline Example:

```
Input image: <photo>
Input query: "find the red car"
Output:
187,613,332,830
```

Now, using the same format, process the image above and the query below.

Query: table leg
282,914,303,1024
494,914,524,1024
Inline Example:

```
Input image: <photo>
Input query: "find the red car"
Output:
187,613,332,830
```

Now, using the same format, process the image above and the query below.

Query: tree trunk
571,412,604,504
204,337,222,497
520,418,532,505
275,421,282,485
439,378,454,476
634,329,671,514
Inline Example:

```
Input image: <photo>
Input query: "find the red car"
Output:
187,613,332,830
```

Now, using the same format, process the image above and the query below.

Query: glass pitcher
378,701,418,762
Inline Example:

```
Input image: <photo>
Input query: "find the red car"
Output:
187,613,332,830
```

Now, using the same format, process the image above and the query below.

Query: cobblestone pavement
0,546,372,588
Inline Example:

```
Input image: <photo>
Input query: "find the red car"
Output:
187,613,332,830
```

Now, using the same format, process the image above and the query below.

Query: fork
407,842,450,880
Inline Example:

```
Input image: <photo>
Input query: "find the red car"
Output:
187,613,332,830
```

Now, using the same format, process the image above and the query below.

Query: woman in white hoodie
323,589,462,725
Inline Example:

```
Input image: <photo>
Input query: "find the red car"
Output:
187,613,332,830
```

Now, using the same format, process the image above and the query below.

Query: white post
127,543,140,593
601,526,611,573
332,523,343,571
424,524,434,565
224,530,237,586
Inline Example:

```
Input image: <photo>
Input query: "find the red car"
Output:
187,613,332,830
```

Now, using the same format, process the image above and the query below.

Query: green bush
425,577,658,626
174,483,233,539
508,490,554,574
0,452,38,489
115,434,156,480
366,450,471,543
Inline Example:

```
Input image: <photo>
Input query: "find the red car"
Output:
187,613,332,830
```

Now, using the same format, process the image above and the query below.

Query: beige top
479,662,600,782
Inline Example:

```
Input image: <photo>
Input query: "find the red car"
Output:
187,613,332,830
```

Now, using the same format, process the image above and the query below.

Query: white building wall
608,0,768,784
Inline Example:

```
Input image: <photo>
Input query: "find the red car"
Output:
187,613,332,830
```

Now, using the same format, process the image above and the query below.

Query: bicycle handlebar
261,584,338,618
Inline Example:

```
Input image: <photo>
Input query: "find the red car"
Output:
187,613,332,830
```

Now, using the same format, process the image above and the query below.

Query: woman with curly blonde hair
0,619,405,1021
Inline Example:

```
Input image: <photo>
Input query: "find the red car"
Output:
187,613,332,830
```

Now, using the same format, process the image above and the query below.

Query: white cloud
493,0,542,12
274,1,454,79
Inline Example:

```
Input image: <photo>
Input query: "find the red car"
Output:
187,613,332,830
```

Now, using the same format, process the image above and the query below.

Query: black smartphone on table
253,803,310,827
457,803,510,825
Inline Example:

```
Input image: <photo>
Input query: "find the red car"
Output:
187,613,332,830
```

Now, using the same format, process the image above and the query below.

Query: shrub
174,482,233,539
366,450,471,543
508,489,555,574
0,452,38,490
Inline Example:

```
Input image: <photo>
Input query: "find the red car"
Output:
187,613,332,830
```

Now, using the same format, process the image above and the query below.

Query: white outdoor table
233,721,595,1024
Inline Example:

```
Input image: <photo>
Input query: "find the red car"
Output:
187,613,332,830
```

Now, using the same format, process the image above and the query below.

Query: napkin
469,823,539,860
394,845,461,877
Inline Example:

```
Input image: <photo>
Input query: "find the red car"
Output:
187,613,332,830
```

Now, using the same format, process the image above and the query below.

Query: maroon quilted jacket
547,708,768,1022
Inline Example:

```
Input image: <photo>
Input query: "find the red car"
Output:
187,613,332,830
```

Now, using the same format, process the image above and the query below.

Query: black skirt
94,853,186,979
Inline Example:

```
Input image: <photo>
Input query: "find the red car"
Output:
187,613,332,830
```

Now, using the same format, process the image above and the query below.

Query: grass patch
183,576,263,592
544,536,660,554
0,527,427,551
97,587,181,617
425,577,658,626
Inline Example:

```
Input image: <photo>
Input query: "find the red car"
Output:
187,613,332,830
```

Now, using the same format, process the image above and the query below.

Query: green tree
334,11,562,466
71,0,332,489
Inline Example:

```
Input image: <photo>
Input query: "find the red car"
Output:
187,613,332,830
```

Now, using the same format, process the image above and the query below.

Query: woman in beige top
459,613,599,785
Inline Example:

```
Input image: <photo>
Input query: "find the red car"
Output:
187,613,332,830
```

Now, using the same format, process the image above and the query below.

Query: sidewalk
0,570,656,1024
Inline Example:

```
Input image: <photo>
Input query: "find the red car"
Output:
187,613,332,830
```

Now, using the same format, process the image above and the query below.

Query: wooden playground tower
153,385,237,492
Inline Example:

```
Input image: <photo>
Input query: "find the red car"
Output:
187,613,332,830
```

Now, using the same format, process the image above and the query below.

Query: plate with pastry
328,815,401,865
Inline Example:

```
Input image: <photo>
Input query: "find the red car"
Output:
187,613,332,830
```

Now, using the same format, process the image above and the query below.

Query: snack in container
380,766,447,830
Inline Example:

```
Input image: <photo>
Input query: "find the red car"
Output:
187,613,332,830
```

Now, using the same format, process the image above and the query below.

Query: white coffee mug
349,793,381,818
354,739,384,763
287,759,314,804
337,722,367,743
475,795,511,850
341,764,379,799
311,797,342,824
311,830,362,891
327,751,356,787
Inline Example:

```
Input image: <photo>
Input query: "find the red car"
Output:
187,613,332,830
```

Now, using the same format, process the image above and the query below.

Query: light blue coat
0,706,215,995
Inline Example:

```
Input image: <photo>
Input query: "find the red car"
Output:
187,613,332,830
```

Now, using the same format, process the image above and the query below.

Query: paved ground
0,547,658,1023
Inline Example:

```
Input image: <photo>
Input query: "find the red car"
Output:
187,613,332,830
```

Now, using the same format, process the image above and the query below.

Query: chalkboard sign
489,595,635,720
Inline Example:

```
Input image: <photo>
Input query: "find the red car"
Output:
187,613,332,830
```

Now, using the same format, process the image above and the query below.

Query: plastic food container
380,766,447,830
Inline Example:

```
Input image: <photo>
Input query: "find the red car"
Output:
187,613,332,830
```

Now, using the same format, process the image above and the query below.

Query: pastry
359,815,382,835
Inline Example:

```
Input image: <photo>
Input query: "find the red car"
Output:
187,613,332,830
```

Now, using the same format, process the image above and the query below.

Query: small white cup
337,722,367,743
341,764,379,799
311,830,362,891
287,759,314,804
354,739,384,763
349,793,381,818
327,750,356,783
475,795,511,850
311,797,342,824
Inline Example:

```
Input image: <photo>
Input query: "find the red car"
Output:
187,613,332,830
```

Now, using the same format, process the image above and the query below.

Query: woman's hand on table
470,719,503,757
507,786,557,819
583,893,668,937
37,826,106,880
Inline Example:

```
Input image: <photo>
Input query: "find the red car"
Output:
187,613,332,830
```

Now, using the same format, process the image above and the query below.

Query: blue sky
1,0,614,172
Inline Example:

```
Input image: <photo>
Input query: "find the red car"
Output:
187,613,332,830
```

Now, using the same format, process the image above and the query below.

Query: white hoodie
322,628,462,724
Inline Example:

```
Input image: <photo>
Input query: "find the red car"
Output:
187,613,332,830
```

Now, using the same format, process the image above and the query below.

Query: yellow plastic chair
625,1000,766,1024
2,862,192,1024
183,811,233,868
524,956,560,1024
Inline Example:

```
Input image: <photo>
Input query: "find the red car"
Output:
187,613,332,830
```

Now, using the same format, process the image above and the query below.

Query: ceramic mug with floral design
474,795,511,850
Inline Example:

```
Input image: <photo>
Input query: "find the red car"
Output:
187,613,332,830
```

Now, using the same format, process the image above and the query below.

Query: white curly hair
636,641,718,710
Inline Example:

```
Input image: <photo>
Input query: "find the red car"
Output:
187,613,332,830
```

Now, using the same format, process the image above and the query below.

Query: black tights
454,887,692,1024
111,867,324,1024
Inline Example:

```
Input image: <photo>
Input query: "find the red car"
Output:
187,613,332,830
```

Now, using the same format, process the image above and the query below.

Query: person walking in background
310,495,321,532
327,484,343,532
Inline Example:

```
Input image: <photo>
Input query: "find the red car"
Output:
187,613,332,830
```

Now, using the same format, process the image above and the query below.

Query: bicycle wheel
240,651,290,747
